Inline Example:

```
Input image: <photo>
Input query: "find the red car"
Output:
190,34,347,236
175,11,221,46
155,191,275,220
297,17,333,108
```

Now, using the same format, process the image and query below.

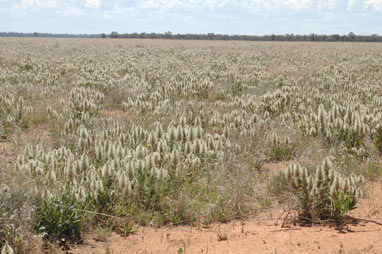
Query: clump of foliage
0,186,36,254
371,123,382,155
267,133,293,162
36,194,83,242
285,158,364,221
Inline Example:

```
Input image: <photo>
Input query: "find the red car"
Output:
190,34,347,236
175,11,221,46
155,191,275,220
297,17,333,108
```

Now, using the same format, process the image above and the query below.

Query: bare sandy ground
71,163,382,254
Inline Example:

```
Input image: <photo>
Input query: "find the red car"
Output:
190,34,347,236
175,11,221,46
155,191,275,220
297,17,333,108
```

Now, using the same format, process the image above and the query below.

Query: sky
0,0,381,35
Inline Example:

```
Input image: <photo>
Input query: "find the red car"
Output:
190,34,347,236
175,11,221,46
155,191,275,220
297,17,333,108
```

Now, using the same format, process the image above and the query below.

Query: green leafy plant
371,124,382,155
94,227,111,242
338,129,363,150
36,194,83,242
267,133,293,162
285,158,364,221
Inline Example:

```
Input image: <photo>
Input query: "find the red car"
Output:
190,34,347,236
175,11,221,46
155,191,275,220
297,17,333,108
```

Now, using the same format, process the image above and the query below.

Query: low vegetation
284,158,364,221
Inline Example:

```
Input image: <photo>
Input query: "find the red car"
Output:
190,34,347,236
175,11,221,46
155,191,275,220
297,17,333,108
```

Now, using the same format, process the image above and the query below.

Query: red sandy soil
263,161,291,174
100,109,143,124
20,123,51,144
100,109,129,119
70,163,382,254
0,124,51,168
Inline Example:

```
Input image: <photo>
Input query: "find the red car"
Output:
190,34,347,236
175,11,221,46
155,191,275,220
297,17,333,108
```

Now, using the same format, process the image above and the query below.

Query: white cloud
278,0,314,10
347,0,357,10
19,0,60,8
317,0,338,11
6,0,382,15
142,0,178,9
364,0,382,10
56,6,85,15
142,0,241,10
138,0,344,13
21,0,39,5
1,0,381,34
85,0,100,8
101,6,136,19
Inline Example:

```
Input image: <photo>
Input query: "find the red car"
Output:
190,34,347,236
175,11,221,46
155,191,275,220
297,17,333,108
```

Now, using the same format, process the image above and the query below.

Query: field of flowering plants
1,38,382,253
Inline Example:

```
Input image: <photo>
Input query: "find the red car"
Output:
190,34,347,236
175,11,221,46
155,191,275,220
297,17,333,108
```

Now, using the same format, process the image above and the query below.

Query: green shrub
268,145,293,162
267,133,293,161
36,194,83,242
0,189,34,253
371,124,382,155
336,127,363,150
268,172,289,195
284,158,364,221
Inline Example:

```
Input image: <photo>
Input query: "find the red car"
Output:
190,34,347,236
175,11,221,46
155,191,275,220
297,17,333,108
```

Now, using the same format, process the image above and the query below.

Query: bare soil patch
263,161,291,174
100,110,130,119
20,123,51,145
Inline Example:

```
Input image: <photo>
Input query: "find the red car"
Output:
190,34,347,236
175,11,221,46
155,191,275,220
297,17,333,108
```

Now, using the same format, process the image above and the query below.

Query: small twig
281,210,291,228
56,204,123,219
350,217,382,226
270,228,301,232
294,214,382,227
275,209,286,225
279,204,297,228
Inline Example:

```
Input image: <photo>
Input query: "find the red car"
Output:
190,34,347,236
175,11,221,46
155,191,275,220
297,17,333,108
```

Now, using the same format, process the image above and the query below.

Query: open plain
1,38,382,253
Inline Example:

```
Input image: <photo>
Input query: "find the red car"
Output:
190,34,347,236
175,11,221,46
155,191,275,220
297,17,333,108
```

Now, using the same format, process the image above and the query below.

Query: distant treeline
1,31,382,42
0,32,98,38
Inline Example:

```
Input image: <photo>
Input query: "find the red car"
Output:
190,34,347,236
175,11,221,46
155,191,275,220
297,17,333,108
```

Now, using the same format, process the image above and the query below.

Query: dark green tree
110,31,119,38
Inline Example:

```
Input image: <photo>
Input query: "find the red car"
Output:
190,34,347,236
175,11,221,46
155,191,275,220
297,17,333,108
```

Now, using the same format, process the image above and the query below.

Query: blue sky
0,0,381,35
